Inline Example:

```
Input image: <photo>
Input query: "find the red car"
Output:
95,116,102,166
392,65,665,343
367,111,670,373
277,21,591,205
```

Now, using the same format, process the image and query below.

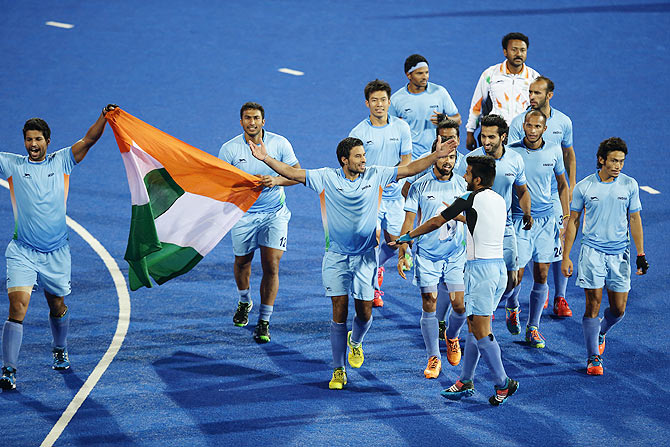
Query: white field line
45,21,74,29
640,186,660,195
278,67,304,76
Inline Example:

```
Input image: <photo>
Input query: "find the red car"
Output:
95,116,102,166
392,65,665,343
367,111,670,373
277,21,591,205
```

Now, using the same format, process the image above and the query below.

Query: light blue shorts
321,249,376,300
230,204,291,256
464,258,506,316
414,250,466,293
576,245,631,293
6,240,71,296
377,196,405,236
514,214,556,267
503,223,518,272
552,194,565,262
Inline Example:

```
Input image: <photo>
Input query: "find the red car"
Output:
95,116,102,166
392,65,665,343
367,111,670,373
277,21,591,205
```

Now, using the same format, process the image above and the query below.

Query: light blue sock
582,316,600,357
237,289,251,304
446,308,467,340
527,282,548,328
420,311,440,359
2,320,23,369
49,309,70,349
330,321,347,369
552,261,569,299
350,315,373,345
259,304,273,322
460,332,480,382
378,242,395,266
476,334,508,387
600,307,624,335
505,285,521,309
436,284,451,321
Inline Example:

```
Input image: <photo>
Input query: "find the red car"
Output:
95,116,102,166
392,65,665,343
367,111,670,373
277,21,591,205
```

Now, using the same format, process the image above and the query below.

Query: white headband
407,61,428,74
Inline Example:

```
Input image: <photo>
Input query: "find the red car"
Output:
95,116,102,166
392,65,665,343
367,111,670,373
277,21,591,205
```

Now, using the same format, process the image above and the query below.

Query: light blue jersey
305,166,397,256
467,147,526,225
390,82,458,159
405,170,467,261
509,140,565,218
509,107,573,194
571,172,641,254
0,148,76,252
349,115,411,199
219,131,298,213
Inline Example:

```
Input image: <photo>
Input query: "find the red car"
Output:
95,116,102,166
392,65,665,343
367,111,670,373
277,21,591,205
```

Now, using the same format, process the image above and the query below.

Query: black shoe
253,320,271,343
438,320,447,341
0,366,17,390
233,301,253,327
52,348,70,370
489,378,519,406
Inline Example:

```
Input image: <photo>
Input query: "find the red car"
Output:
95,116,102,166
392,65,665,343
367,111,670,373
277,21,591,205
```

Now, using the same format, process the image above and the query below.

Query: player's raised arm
397,137,457,180
71,104,117,163
249,139,306,185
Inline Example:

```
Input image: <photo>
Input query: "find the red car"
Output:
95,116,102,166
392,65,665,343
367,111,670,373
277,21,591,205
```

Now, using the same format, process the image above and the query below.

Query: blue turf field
1,1,670,445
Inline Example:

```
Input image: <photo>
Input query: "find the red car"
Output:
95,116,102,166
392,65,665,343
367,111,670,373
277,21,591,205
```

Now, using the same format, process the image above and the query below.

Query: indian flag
105,108,261,290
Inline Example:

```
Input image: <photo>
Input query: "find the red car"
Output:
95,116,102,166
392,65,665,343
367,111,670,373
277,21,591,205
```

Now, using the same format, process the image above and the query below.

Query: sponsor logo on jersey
366,140,373,145
543,163,553,166
238,158,247,163
505,173,515,176
48,173,54,177
389,138,399,142
430,105,439,109
590,196,599,201
404,108,412,113
426,195,436,200
23,173,31,178
552,130,562,134
362,184,372,191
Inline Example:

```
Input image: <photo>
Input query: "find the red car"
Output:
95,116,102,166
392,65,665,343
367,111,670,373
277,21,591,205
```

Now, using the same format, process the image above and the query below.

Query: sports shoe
347,331,364,368
553,296,573,317
598,332,606,355
489,378,519,406
377,266,385,288
253,320,271,343
525,325,545,348
440,380,475,400
587,354,604,375
0,366,17,390
328,367,347,390
446,338,462,366
424,355,442,379
438,320,447,341
52,348,70,370
373,290,384,308
505,306,521,335
233,301,253,327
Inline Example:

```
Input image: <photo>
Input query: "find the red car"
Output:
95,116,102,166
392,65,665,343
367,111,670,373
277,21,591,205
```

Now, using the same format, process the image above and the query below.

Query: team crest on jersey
542,163,553,167
505,173,515,176
617,196,627,200
430,104,439,108
389,138,399,142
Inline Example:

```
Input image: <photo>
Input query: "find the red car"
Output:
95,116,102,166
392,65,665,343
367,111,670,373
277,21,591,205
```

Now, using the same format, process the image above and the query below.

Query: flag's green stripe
145,242,203,286
144,168,185,219
124,203,161,290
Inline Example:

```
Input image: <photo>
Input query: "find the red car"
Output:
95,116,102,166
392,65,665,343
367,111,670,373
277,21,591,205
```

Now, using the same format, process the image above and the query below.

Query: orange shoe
424,355,442,379
598,332,606,355
446,338,462,366
553,296,572,317
544,289,549,309
587,355,603,375
377,266,385,288
373,290,384,307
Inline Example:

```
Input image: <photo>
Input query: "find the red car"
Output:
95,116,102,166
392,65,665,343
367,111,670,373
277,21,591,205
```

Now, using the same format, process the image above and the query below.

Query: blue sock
527,282,548,328
378,242,395,266
49,309,70,349
330,321,347,369
238,289,251,304
350,315,372,346
600,307,624,335
582,316,600,357
505,285,521,309
446,308,467,340
2,320,23,369
259,304,273,322
436,284,450,321
420,311,440,359
460,332,480,382
552,261,569,299
476,334,508,387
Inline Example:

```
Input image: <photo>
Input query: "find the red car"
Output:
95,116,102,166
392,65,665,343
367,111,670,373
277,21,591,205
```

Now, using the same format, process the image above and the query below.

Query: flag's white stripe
120,142,164,205
640,186,660,194
154,191,244,255
45,21,74,29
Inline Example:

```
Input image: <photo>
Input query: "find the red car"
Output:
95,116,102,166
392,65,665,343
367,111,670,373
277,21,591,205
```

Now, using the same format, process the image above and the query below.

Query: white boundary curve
0,179,131,447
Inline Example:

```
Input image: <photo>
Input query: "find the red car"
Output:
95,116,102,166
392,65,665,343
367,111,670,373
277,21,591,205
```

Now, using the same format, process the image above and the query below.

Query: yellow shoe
329,367,347,390
347,331,364,368
446,337,462,366
424,355,442,379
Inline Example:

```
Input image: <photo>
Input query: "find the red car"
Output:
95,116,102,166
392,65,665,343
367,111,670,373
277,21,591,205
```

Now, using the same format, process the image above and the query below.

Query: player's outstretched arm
71,104,117,163
561,210,581,277
630,211,648,275
258,162,302,188
248,140,306,185
397,137,457,180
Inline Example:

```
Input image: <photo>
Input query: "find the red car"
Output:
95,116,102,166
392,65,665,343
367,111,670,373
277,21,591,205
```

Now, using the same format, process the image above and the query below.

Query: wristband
396,232,413,243
563,214,570,219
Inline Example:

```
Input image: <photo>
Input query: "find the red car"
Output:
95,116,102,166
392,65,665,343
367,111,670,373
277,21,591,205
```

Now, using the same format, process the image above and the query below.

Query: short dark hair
467,155,496,188
336,137,364,167
436,119,460,138
240,102,265,119
404,54,428,74
532,76,555,93
596,137,628,169
480,114,508,137
364,79,391,100
23,118,51,141
502,32,529,50
524,109,547,124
